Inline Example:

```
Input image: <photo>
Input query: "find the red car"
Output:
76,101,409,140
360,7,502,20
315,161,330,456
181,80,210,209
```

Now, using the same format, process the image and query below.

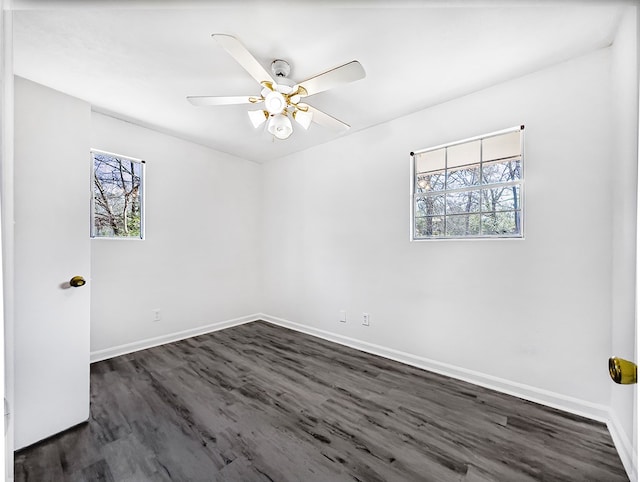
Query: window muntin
91,149,145,239
411,126,523,240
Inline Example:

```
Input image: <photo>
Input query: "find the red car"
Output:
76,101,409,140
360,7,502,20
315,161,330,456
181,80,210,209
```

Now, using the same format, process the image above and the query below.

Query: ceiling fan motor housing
271,59,291,78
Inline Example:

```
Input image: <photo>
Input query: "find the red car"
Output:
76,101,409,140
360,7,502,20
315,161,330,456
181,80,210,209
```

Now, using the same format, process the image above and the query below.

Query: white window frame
90,149,145,240
410,125,524,241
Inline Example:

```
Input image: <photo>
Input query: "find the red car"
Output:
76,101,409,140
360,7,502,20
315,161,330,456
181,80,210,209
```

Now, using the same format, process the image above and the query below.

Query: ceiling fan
187,34,366,140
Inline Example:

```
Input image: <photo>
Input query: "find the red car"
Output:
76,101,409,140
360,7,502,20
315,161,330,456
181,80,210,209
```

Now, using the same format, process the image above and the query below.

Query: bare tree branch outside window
91,151,144,238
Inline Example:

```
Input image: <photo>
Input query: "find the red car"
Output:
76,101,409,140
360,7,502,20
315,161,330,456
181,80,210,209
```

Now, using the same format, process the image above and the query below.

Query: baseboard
259,313,611,423
89,312,631,477
90,314,260,363
608,409,637,482
92,312,614,424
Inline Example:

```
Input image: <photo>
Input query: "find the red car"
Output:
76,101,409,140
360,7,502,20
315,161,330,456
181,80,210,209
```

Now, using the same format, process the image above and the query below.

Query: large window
91,149,145,239
411,126,524,240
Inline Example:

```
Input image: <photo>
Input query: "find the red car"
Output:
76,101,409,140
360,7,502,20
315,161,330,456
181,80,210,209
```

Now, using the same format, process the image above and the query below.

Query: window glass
91,150,145,239
411,127,523,240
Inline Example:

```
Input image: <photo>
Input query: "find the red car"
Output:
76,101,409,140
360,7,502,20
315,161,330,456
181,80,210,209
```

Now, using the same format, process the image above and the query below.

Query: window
411,126,524,240
91,149,145,239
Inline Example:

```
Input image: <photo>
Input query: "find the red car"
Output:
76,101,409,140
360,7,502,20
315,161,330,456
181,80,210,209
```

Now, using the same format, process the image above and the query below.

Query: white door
13,77,91,450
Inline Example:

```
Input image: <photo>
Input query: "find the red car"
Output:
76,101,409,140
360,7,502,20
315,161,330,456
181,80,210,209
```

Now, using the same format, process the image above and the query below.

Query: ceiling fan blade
298,61,365,97
187,95,259,106
303,104,350,131
212,34,275,85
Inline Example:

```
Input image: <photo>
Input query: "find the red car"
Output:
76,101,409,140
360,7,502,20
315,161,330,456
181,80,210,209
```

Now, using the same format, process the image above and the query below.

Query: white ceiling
12,1,625,163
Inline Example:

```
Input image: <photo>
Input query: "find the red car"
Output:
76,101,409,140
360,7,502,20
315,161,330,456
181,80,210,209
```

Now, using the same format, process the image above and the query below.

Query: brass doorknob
609,357,637,384
69,276,86,288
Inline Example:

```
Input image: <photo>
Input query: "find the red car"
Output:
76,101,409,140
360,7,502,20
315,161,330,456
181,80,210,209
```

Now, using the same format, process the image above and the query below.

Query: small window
411,126,524,240
91,149,145,239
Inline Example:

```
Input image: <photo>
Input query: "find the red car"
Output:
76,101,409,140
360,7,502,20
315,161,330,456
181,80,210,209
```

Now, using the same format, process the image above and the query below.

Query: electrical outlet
152,309,161,322
362,313,370,326
339,310,347,323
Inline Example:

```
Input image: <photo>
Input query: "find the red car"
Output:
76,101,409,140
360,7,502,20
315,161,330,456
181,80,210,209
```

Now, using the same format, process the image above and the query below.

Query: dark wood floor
15,320,627,481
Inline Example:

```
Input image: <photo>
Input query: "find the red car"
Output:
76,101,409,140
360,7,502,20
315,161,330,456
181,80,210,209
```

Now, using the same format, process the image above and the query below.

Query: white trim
259,314,611,423
89,314,259,363
607,408,637,482
90,313,617,428
90,148,143,164
89,312,629,474
89,313,611,422
1,3,14,479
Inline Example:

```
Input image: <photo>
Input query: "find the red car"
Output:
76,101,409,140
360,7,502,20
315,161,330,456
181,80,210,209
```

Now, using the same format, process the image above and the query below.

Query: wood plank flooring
15,320,628,481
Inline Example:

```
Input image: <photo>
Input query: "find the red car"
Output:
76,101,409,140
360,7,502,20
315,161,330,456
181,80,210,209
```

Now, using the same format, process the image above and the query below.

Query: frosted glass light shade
247,110,267,128
293,109,313,130
268,114,293,139
264,91,286,115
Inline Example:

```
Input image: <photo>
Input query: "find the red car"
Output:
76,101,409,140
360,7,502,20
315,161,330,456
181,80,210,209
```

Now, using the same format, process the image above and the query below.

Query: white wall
262,47,616,417
90,113,262,357
610,6,638,479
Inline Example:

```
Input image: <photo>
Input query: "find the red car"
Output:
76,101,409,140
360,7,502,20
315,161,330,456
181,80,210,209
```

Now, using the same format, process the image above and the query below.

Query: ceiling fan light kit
293,109,313,130
187,34,366,141
248,109,268,128
267,113,294,140
264,90,287,115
